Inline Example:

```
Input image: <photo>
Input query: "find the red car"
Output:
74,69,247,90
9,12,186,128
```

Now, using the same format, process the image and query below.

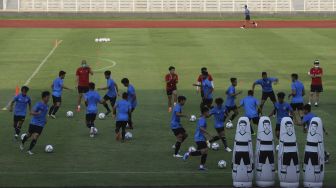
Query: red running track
0,20,336,28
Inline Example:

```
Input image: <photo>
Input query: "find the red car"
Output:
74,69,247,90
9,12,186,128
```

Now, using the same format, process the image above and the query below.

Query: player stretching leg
183,107,212,170
20,91,50,155
76,60,93,112
121,78,137,129
165,66,178,112
269,92,293,151
171,96,188,158
288,73,305,125
49,71,71,119
252,72,278,115
113,92,131,142
209,98,232,152
308,60,323,107
300,104,330,163
239,90,260,136
225,78,241,127
98,70,118,116
9,86,31,140
241,5,257,29
84,82,104,138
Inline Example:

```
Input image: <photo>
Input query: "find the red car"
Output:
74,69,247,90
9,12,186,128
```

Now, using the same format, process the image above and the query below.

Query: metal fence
1,0,335,12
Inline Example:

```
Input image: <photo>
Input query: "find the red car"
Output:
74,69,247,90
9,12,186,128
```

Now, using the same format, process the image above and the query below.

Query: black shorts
250,117,260,125
282,152,299,166
172,127,186,136
116,121,128,132
291,103,304,111
166,88,177,96
52,95,62,103
304,151,319,166
86,113,97,122
226,105,237,113
216,127,225,133
202,98,213,107
259,150,274,164
28,124,44,135
276,123,281,132
245,15,251,21
262,91,276,102
311,85,323,93
196,141,208,150
235,151,251,165
103,95,117,106
78,86,89,93
14,115,25,122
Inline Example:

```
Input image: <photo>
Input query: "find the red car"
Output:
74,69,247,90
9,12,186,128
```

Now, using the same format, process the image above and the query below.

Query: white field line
24,40,63,86
2,40,62,110
0,170,336,175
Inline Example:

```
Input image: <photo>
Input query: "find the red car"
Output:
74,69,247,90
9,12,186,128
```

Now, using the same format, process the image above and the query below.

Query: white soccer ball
218,160,227,169
93,127,98,135
188,146,196,152
190,115,197,122
21,133,27,141
125,132,133,140
226,122,233,129
66,111,74,118
211,142,220,150
45,145,54,153
98,113,106,120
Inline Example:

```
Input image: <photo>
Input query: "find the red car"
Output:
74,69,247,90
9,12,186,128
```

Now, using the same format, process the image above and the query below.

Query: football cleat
225,147,232,152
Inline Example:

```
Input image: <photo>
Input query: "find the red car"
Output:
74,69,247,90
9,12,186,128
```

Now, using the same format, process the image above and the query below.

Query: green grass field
0,28,335,187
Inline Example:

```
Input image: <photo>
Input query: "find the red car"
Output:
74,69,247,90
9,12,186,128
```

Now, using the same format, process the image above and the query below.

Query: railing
1,0,336,12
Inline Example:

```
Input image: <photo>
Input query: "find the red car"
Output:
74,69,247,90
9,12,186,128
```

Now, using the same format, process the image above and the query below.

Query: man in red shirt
308,60,323,107
196,67,214,97
165,66,178,112
76,60,93,112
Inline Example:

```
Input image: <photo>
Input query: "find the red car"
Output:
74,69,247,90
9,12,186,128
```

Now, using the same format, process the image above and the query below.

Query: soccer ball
20,133,27,141
188,146,196,152
211,142,220,150
218,160,227,169
226,121,233,129
125,132,133,140
66,111,74,118
190,115,197,122
45,145,54,153
93,127,98,135
98,113,106,120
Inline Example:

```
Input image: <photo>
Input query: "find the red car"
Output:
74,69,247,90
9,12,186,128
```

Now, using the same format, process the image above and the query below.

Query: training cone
15,85,19,96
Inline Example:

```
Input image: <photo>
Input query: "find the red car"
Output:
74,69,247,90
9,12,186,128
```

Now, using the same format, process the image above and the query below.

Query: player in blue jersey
300,104,330,163
225,78,242,127
239,90,260,135
209,98,232,152
171,96,188,158
9,86,31,140
183,107,213,170
49,71,71,119
85,82,104,138
113,92,131,142
288,73,305,125
193,71,214,110
241,5,257,29
121,78,137,129
269,92,293,148
252,72,278,115
20,91,50,155
98,70,119,116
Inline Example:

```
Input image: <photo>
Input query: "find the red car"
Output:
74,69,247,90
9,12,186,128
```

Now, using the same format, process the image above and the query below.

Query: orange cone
15,85,19,96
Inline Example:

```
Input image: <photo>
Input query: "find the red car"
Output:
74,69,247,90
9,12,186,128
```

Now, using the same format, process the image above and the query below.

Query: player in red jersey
165,66,178,112
308,60,323,107
76,60,93,112
196,67,214,98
